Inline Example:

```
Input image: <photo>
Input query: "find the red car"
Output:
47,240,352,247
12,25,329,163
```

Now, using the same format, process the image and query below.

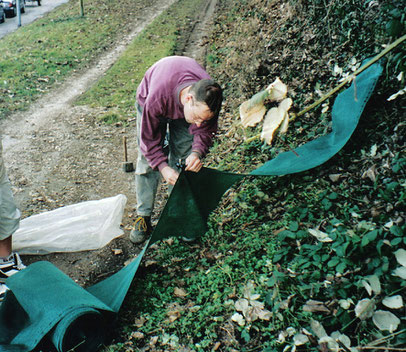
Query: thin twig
244,132,261,144
67,338,86,351
336,339,352,352
366,328,406,347
342,295,378,332
291,33,406,120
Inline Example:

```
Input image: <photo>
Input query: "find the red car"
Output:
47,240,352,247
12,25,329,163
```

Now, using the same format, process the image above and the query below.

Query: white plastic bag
12,194,127,255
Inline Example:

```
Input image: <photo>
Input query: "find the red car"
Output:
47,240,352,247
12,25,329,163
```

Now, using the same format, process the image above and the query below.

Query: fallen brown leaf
303,300,330,313
174,287,188,298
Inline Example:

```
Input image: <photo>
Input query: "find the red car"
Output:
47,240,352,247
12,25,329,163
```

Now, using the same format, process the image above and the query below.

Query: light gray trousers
135,103,193,216
0,141,21,240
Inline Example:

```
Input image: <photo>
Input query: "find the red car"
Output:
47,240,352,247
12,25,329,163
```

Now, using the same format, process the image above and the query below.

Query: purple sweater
136,56,218,171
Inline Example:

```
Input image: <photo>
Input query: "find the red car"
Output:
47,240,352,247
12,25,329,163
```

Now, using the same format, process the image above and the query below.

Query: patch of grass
98,110,122,125
75,0,205,122
0,0,161,119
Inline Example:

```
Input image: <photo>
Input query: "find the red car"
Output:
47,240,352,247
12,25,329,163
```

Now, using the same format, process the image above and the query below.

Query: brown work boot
129,216,152,244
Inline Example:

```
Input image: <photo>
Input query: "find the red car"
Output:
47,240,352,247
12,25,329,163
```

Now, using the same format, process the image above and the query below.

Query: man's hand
161,166,179,185
185,152,202,172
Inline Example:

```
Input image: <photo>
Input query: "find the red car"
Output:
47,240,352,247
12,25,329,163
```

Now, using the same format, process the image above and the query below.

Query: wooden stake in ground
122,136,134,173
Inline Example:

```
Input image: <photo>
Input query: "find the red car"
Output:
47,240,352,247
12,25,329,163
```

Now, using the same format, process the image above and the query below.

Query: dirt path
0,0,218,286
182,0,218,65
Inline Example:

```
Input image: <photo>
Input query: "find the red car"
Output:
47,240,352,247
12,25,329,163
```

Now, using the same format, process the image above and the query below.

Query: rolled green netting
0,62,382,352
0,246,147,352
50,307,105,352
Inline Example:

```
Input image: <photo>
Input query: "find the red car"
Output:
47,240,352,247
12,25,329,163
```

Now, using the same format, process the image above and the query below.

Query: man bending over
130,56,223,244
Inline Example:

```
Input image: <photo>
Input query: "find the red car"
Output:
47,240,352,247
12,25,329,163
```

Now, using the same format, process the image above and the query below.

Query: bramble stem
244,34,406,144
291,33,406,121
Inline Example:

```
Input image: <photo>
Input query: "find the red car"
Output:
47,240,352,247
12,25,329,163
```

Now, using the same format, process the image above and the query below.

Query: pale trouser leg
0,142,20,240
135,173,160,217
134,103,166,217
167,119,194,193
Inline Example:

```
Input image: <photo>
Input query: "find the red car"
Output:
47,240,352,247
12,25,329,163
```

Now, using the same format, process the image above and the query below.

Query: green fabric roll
0,249,146,352
1,261,114,351
0,62,382,352
50,307,104,352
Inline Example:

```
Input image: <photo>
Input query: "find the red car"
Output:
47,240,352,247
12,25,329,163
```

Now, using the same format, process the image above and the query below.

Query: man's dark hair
190,79,223,118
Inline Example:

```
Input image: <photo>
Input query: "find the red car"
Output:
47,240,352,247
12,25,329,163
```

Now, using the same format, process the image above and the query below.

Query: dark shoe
130,216,151,244
0,252,26,283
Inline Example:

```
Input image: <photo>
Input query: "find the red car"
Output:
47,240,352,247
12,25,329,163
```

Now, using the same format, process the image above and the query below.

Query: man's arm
139,102,168,170
139,102,182,185
160,166,179,185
